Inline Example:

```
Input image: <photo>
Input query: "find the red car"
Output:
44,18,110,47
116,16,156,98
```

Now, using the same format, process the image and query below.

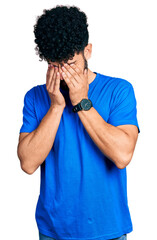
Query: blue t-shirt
19,72,140,240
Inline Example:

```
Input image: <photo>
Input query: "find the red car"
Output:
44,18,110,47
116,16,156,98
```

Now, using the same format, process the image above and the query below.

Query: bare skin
17,44,95,174
17,43,138,173
17,64,65,174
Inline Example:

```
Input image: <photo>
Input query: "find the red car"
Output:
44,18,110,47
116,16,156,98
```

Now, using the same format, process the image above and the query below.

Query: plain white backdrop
0,0,156,239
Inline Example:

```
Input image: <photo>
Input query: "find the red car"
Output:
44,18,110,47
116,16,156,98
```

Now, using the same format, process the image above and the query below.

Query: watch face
81,99,92,110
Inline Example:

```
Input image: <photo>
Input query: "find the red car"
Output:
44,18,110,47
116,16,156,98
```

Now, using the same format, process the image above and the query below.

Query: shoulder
98,72,132,87
23,84,48,109
25,84,46,98
111,77,133,98
23,84,50,119
98,72,133,93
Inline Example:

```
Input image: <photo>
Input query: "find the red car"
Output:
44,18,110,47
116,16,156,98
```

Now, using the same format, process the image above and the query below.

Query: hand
46,65,66,109
61,63,89,106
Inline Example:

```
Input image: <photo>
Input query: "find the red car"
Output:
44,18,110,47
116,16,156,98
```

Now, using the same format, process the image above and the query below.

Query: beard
60,79,69,91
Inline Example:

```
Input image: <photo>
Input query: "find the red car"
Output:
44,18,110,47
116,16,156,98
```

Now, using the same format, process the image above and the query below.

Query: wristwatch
72,99,93,113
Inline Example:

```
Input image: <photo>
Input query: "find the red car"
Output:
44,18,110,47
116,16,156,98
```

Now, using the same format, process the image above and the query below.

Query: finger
62,66,77,87
62,70,75,88
70,63,83,77
58,64,62,76
49,67,58,91
46,65,55,89
54,72,60,91
63,64,80,83
84,68,88,76
46,64,54,80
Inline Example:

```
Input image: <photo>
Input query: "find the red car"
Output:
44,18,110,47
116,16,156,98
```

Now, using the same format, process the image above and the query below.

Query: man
17,5,140,240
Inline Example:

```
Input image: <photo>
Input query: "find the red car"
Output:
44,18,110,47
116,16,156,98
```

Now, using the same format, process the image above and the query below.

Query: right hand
46,65,66,109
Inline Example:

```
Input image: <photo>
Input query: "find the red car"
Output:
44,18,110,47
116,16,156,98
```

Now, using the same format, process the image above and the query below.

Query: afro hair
33,5,89,63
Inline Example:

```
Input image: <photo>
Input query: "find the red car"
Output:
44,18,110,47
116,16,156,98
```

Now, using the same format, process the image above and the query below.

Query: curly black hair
33,5,89,63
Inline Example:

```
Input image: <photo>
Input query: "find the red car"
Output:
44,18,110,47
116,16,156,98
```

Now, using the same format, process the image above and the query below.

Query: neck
87,69,97,84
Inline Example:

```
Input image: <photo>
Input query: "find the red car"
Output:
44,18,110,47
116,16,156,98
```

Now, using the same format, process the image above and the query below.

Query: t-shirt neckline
89,72,99,89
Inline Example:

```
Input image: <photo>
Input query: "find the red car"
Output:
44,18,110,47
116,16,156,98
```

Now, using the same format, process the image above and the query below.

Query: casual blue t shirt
19,72,140,240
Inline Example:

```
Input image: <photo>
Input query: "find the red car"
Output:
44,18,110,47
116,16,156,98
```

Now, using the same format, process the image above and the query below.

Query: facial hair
83,52,88,70
60,79,69,91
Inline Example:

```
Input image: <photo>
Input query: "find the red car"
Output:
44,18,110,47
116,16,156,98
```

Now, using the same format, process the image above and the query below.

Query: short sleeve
107,81,140,133
19,87,39,133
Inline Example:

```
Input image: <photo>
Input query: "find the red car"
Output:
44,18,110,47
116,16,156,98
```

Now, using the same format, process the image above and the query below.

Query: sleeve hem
108,121,140,133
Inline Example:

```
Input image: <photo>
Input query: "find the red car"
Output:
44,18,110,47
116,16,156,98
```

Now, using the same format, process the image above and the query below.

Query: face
47,51,88,91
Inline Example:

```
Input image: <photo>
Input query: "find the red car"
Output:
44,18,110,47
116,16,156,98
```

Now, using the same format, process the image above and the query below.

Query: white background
0,0,156,239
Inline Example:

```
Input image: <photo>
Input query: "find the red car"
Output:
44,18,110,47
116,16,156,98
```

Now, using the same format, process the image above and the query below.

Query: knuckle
53,90,58,96
73,72,77,78
53,89,58,94
52,87,57,93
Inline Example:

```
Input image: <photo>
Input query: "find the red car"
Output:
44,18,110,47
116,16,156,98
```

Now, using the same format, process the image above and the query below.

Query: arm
77,106,138,169
17,65,66,174
17,105,64,174
56,63,139,169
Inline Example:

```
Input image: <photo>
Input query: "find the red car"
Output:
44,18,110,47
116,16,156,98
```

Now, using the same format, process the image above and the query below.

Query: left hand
61,63,89,106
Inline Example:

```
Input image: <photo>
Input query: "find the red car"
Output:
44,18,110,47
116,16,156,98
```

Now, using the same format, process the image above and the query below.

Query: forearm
18,106,64,174
77,107,131,169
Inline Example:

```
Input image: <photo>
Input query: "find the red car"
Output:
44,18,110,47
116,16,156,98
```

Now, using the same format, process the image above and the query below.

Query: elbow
17,146,35,175
21,163,35,175
116,162,129,169
115,153,132,169
19,156,36,175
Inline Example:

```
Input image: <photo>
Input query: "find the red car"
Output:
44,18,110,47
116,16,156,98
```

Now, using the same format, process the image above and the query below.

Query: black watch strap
72,103,82,113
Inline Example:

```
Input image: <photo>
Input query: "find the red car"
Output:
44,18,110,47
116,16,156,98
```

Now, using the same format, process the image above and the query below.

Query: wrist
49,104,65,112
72,97,88,106
72,98,92,113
